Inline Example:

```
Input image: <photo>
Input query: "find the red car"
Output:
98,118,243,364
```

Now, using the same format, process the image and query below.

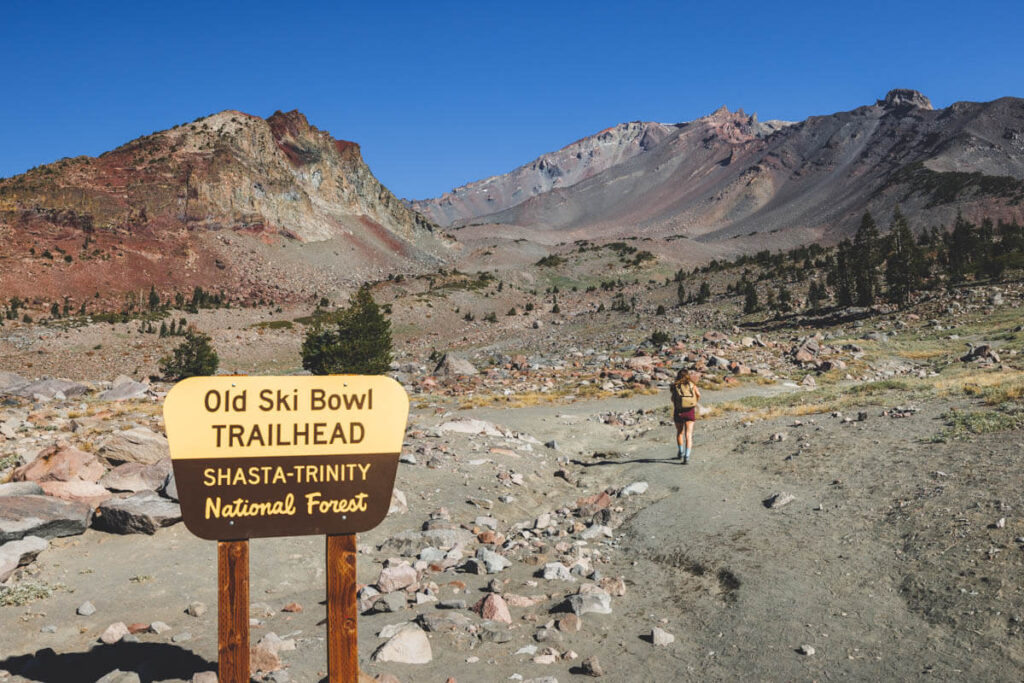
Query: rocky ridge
0,110,452,302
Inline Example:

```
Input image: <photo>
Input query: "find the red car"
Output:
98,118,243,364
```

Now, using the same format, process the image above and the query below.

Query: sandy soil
3,380,1022,682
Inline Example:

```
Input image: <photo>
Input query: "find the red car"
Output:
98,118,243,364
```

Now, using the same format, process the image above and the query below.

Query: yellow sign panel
163,375,409,540
164,375,408,460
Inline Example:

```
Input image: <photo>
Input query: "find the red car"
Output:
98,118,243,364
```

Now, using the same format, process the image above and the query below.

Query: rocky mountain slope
0,111,452,303
410,115,791,227
417,90,1024,244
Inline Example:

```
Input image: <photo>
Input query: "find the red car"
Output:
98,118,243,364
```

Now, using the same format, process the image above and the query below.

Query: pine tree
778,286,793,313
884,207,922,305
697,282,711,304
947,211,976,281
807,281,825,311
301,285,393,375
743,282,759,314
159,330,219,379
852,212,880,306
148,285,160,311
831,240,856,307
676,282,686,306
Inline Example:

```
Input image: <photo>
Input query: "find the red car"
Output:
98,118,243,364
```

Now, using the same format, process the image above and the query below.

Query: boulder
99,381,150,401
702,330,730,344
371,624,432,664
13,443,106,483
94,491,181,534
0,372,28,393
98,427,170,466
8,378,89,400
161,471,179,501
38,480,112,506
0,482,44,497
437,417,503,437
433,353,478,377
100,460,172,493
378,528,474,556
0,535,49,582
0,495,92,543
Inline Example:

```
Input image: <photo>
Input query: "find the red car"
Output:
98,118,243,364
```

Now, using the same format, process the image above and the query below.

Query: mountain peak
881,89,933,110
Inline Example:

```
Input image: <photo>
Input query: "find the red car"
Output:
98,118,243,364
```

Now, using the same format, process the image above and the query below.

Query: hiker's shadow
572,457,686,467
0,642,214,682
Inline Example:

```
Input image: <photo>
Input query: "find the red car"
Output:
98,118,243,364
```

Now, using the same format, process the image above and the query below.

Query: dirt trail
3,382,1022,682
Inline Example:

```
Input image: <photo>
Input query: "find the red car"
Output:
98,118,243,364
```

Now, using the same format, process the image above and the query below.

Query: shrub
300,286,392,375
160,330,219,379
650,330,670,345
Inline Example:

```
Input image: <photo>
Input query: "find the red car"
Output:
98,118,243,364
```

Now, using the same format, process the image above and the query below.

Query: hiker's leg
675,421,685,457
685,421,695,450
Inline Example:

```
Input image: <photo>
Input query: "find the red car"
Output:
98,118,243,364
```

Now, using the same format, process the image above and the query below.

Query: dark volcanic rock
94,491,181,534
0,495,93,542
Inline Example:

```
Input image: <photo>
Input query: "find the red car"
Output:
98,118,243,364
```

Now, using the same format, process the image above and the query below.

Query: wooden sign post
164,376,409,682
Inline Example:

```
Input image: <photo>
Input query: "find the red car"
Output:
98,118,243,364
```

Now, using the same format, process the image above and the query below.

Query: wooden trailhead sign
165,375,408,540
164,375,410,682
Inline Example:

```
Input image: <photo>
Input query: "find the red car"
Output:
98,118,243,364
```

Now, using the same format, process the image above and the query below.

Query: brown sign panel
164,376,409,541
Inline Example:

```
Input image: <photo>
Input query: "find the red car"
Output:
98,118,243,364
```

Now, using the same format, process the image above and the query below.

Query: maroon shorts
675,408,696,423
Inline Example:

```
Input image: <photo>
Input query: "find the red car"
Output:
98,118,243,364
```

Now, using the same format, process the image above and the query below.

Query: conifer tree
947,211,976,281
301,285,393,375
884,207,922,305
852,212,880,306
830,239,856,307
743,282,759,314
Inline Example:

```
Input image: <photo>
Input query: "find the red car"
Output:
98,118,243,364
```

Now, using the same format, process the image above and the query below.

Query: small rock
618,481,649,497
651,626,674,646
150,621,171,634
186,601,207,617
799,644,816,656
172,632,192,643
371,623,433,664
564,589,612,616
77,601,97,616
557,614,581,632
764,492,796,509
0,535,48,582
473,593,512,624
377,563,418,593
542,563,574,581
100,622,130,644
282,601,302,613
581,655,605,676
96,671,141,683
475,547,511,573
191,672,218,683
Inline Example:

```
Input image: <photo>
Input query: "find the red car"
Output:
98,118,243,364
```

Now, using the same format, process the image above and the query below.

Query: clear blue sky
2,0,1022,199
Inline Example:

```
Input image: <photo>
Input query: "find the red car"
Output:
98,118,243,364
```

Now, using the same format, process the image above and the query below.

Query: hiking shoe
683,454,690,465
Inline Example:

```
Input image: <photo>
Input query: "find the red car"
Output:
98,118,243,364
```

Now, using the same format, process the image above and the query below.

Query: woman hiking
670,369,701,463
